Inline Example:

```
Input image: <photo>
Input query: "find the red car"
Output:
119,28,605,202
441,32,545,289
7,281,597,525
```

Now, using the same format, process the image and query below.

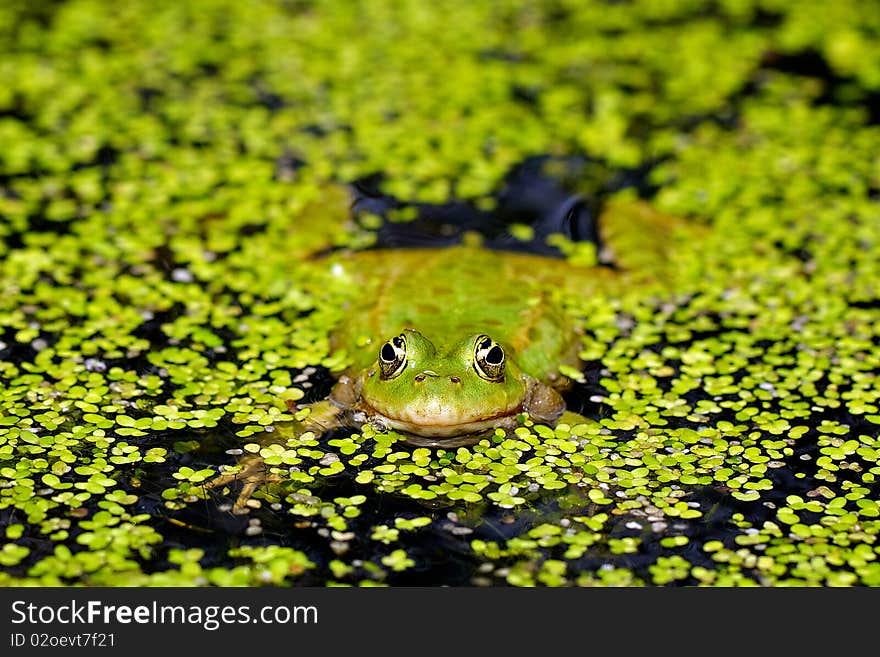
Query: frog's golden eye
474,335,505,382
379,334,407,379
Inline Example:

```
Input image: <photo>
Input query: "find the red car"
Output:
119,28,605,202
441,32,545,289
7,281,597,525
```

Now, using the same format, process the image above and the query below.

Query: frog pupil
381,343,396,362
473,335,505,381
379,335,407,379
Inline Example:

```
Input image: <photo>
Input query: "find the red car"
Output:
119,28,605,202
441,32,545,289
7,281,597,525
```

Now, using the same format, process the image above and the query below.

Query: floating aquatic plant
0,0,878,587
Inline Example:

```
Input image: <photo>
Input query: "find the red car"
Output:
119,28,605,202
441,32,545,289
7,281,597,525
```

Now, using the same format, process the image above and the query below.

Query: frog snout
413,370,462,385
413,370,439,382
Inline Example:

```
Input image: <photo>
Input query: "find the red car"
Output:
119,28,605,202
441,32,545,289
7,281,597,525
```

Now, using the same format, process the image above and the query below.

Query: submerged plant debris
1,0,879,587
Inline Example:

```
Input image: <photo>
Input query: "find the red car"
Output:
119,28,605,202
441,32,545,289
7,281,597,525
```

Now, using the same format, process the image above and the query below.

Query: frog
205,197,691,513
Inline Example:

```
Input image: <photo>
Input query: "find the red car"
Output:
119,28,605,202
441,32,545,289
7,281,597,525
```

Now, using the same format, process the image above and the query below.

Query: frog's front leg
524,381,591,431
524,380,566,425
203,400,346,514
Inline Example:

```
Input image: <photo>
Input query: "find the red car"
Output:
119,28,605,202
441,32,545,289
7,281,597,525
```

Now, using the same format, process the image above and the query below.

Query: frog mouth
363,403,521,438
380,414,518,438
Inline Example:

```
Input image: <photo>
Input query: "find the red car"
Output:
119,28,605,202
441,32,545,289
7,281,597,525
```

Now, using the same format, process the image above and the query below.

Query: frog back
323,198,697,380
326,246,607,381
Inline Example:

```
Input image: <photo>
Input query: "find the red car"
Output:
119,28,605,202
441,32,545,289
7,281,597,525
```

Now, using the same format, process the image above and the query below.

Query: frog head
358,328,535,438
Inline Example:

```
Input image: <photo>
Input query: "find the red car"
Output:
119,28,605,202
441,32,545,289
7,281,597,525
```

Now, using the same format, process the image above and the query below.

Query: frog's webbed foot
597,198,703,285
203,454,283,514
203,400,348,514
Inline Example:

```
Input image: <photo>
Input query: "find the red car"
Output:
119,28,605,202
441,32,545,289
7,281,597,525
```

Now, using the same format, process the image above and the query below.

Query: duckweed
0,0,879,587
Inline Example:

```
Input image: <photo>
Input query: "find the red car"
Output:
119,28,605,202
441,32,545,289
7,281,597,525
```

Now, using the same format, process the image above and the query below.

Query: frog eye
473,335,505,382
378,334,407,379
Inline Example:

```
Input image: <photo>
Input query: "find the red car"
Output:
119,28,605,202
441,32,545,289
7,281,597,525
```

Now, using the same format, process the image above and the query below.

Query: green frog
206,198,690,512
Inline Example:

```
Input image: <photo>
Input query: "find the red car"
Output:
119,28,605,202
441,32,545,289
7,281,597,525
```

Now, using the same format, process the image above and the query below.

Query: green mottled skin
325,246,606,439
331,246,590,377
208,198,687,511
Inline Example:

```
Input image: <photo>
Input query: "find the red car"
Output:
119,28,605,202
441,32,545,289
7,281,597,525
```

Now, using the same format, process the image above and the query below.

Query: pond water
0,0,879,587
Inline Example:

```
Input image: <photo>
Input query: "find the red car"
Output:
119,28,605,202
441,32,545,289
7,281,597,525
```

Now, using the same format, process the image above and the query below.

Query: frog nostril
414,373,426,382
450,376,461,384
